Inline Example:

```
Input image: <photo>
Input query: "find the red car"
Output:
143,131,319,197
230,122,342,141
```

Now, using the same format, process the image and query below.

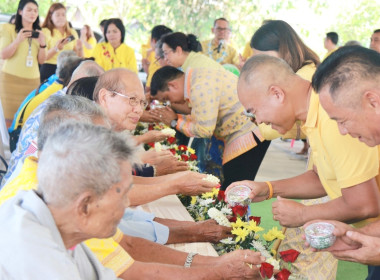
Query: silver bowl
305,222,336,249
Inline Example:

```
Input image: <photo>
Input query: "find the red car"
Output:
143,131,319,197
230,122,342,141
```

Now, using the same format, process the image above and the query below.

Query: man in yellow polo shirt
227,54,380,276
309,46,380,279
201,18,239,66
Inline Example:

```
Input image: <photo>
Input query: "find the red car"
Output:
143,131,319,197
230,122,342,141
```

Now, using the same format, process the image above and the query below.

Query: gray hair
69,60,105,86
38,122,137,207
56,51,78,76
37,95,109,150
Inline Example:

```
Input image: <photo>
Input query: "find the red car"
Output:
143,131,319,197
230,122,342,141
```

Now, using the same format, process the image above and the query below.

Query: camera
23,30,39,38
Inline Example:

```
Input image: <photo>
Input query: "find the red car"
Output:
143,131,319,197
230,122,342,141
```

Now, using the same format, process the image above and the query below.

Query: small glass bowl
305,222,336,249
226,185,251,207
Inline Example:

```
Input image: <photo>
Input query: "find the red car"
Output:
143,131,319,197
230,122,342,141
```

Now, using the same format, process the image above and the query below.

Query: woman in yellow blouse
80,24,97,58
0,0,46,121
93,18,137,73
40,3,81,83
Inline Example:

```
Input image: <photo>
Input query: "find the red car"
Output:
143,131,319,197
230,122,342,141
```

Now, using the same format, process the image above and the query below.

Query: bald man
228,54,380,233
307,46,380,279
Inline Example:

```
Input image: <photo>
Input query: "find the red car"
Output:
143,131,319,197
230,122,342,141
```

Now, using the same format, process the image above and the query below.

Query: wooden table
139,195,219,257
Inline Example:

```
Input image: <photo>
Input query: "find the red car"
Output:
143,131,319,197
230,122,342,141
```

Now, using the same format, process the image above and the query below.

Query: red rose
148,142,155,148
167,137,176,144
279,249,300,263
178,145,187,151
217,190,225,202
228,216,237,223
231,205,248,217
181,154,189,161
169,148,176,155
260,262,274,279
189,154,198,161
275,269,291,280
249,216,261,226
148,124,154,131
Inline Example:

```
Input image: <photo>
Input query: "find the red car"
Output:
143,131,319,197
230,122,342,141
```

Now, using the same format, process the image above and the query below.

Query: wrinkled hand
303,219,362,253
155,156,188,176
150,107,177,126
143,130,171,143
217,250,264,279
225,180,268,202
272,196,306,227
141,150,174,165
195,220,232,243
173,171,219,195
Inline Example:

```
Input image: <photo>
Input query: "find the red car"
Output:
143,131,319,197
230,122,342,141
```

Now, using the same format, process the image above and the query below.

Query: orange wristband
265,181,273,200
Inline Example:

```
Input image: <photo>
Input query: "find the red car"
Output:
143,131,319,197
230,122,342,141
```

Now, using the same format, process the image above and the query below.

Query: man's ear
97,88,110,108
363,91,380,113
268,85,285,103
75,191,96,225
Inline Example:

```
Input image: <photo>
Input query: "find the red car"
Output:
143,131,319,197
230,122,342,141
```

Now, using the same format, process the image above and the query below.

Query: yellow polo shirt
242,42,254,60
302,91,380,227
201,39,239,65
43,27,79,65
0,23,41,79
93,42,137,73
182,51,224,71
146,51,160,87
0,156,134,276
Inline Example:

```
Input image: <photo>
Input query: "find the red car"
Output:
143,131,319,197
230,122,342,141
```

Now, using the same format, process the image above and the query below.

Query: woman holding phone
40,3,81,82
0,0,46,122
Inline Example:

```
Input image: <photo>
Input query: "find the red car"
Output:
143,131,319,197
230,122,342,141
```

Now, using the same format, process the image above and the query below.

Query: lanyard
207,40,227,63
26,38,33,67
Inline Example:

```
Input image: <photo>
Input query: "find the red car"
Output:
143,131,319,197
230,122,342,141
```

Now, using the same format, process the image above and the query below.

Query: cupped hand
155,156,188,176
173,170,219,195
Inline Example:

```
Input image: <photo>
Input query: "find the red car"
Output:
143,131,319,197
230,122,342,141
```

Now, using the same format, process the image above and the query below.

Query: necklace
207,39,227,63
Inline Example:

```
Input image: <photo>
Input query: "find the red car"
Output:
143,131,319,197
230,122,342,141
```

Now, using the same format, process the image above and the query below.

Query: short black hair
326,32,339,45
99,19,108,27
151,25,172,41
374,29,380,34
214,18,228,27
312,46,380,99
67,76,99,101
150,66,184,96
104,18,125,43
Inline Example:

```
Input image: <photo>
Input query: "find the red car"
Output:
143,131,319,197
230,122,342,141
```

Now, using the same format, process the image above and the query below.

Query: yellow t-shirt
242,42,254,60
322,48,338,61
83,36,97,58
146,51,160,87
0,156,135,276
302,91,380,227
43,27,79,65
201,39,239,65
182,51,225,72
93,42,137,73
0,23,41,79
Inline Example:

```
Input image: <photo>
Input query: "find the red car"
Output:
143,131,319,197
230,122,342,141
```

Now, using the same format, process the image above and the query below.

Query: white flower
266,257,280,270
221,207,232,215
220,237,236,245
155,142,162,152
251,240,271,258
208,207,231,227
202,174,220,184
199,198,215,206
161,127,176,137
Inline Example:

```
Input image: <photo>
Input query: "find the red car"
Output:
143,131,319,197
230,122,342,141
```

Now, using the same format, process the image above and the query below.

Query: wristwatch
170,119,178,128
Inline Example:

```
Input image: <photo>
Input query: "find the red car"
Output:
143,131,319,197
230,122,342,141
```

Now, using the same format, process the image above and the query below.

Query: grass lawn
251,199,367,280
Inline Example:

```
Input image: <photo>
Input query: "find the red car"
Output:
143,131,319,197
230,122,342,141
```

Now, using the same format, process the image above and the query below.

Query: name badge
26,55,33,67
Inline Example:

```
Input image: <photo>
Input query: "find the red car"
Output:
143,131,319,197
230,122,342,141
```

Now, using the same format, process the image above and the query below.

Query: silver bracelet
184,252,198,268
152,165,157,177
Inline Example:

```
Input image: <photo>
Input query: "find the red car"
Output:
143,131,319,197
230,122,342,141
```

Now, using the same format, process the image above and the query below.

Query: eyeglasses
110,90,148,108
163,49,174,58
215,27,231,32
242,110,256,124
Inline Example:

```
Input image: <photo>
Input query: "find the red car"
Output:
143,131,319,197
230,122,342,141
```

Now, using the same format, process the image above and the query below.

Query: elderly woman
0,122,136,278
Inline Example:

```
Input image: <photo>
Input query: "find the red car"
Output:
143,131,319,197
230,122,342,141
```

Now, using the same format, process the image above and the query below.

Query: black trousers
40,63,57,83
367,266,380,280
221,136,271,190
